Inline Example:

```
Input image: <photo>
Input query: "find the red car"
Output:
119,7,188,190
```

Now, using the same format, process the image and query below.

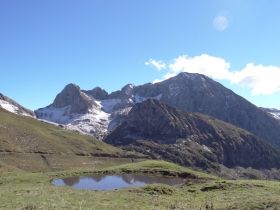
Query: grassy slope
0,107,147,164
1,160,280,209
0,107,128,155
0,107,146,172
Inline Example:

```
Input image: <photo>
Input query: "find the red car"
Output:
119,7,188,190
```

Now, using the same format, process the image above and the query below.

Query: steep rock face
35,84,110,139
101,84,136,111
0,93,35,117
84,87,109,100
52,83,97,114
104,99,280,170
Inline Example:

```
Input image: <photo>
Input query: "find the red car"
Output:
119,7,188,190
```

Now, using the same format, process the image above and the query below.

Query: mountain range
33,72,280,148
1,72,280,174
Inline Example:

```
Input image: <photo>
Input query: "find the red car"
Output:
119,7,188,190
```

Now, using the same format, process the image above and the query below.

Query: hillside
0,107,125,155
0,107,144,171
104,99,280,171
0,93,35,117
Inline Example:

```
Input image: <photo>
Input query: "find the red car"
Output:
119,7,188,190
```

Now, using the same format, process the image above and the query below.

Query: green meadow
1,160,280,210
1,108,280,209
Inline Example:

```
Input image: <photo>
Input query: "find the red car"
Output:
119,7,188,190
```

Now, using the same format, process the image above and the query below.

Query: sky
1,0,280,110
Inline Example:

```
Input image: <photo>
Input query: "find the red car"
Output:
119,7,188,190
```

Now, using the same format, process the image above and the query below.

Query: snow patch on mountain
135,93,162,103
0,99,19,114
36,106,72,123
108,107,132,131
100,99,121,113
264,108,280,121
125,84,134,95
36,94,135,138
0,99,35,117
271,112,280,120
64,107,110,138
36,89,166,138
36,103,111,139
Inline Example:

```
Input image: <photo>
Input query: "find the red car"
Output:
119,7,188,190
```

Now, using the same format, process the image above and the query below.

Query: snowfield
36,101,111,139
0,99,35,118
0,99,19,114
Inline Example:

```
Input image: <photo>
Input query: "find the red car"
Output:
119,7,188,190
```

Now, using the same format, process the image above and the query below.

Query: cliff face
52,83,97,114
84,87,109,100
104,99,280,170
35,83,109,139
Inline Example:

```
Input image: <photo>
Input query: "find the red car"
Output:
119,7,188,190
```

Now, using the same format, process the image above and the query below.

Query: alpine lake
52,173,186,191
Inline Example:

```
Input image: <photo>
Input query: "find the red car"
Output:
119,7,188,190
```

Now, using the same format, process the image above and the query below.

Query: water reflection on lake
52,174,186,191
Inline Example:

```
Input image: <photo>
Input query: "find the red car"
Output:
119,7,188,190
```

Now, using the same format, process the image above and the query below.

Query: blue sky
1,0,280,110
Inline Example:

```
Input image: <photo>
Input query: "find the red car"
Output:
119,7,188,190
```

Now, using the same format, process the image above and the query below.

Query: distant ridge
36,72,280,148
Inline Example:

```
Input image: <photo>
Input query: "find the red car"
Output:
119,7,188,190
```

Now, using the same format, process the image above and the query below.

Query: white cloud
169,54,231,80
145,59,166,71
152,72,176,84
154,54,280,95
153,79,163,84
231,63,280,95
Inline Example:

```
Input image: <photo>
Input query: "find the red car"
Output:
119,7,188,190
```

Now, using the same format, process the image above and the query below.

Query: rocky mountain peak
119,84,135,98
164,72,218,95
52,83,97,114
106,98,194,144
84,87,109,100
125,99,188,141
107,84,135,99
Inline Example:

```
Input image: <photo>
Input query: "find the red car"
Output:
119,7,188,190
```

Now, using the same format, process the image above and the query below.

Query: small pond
52,174,186,191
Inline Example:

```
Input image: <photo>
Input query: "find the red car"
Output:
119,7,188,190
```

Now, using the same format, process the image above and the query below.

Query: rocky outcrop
35,83,110,139
104,99,280,170
52,83,97,114
0,93,36,117
84,87,109,100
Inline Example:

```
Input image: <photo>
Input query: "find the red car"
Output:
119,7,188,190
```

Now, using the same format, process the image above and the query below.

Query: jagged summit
52,83,98,114
84,87,109,100
0,93,35,117
35,83,110,138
